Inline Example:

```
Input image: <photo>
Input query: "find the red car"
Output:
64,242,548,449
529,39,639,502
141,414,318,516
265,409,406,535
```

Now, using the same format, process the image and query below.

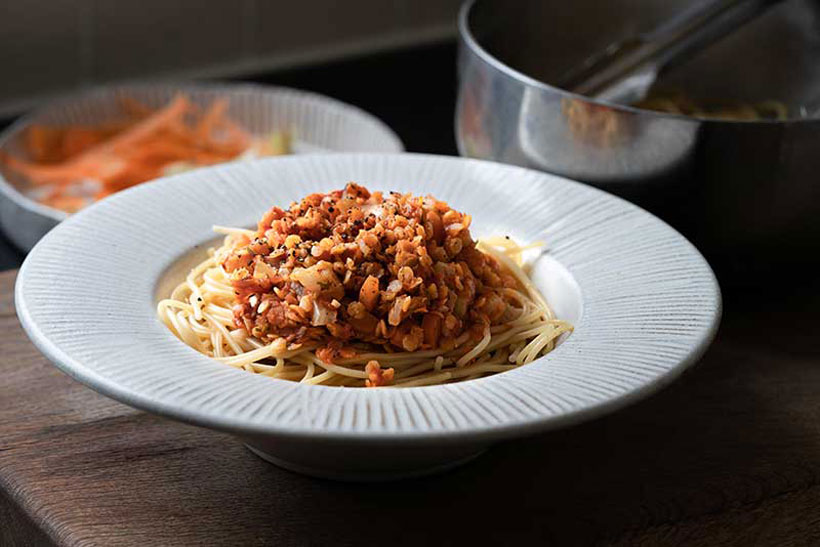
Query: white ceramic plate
0,83,404,251
15,154,721,480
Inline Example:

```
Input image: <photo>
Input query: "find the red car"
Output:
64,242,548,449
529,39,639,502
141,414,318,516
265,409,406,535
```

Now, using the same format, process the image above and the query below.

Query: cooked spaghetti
158,183,572,387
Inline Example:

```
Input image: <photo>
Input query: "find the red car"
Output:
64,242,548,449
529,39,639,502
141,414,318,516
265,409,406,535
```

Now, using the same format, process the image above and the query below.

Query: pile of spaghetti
158,183,572,387
1,95,289,213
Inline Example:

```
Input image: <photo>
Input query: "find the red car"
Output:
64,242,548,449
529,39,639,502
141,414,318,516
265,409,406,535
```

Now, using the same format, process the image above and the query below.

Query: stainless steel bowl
456,0,820,270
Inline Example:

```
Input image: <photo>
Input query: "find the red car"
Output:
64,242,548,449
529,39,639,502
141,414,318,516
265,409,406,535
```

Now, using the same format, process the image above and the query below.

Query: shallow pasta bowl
15,154,720,480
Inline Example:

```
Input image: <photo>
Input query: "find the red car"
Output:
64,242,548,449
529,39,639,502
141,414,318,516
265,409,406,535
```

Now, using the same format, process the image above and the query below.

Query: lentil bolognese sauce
158,183,572,387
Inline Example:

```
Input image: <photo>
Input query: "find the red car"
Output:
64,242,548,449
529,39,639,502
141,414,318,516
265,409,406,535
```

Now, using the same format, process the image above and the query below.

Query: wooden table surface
1,267,819,546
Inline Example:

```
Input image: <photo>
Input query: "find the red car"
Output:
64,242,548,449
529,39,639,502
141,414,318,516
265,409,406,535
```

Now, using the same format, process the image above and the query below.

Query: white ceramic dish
15,154,721,480
0,83,404,252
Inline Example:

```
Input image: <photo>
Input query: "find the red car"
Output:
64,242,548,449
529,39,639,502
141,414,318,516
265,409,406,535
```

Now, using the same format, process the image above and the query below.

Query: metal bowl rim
458,0,816,126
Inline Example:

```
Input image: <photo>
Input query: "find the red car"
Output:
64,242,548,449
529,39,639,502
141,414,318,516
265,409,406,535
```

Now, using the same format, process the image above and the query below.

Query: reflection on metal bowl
518,92,698,183
456,0,820,274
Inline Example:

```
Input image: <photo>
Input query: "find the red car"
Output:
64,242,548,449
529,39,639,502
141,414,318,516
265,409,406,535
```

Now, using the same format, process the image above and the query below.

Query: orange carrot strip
0,151,99,185
104,94,190,154
210,117,252,149
196,98,229,140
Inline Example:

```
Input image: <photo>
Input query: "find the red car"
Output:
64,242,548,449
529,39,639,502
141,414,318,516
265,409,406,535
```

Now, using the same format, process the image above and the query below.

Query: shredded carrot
0,94,289,213
196,98,229,140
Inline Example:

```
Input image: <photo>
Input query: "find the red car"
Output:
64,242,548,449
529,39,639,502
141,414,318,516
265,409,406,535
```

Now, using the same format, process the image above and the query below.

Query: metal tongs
558,0,784,105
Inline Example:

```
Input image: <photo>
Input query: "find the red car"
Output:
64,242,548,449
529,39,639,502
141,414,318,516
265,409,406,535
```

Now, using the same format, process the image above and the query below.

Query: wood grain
1,268,819,546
